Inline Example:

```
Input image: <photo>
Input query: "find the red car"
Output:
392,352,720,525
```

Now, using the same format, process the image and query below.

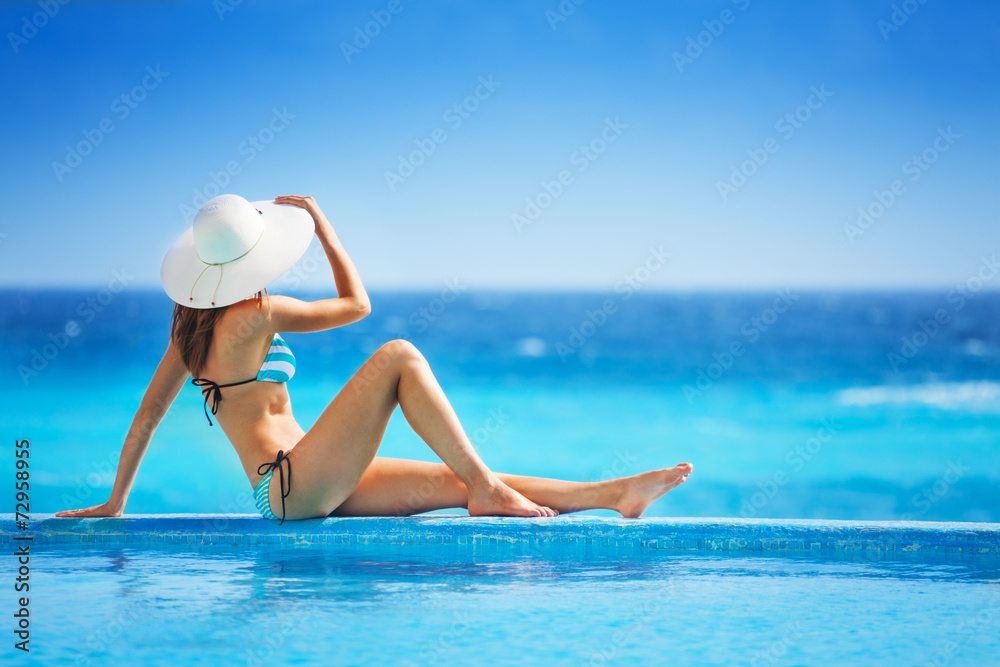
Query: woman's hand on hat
275,194,335,237
275,194,323,219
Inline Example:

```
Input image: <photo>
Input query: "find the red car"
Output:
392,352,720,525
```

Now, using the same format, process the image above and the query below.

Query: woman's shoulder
254,293,311,324
218,293,308,338
216,298,274,343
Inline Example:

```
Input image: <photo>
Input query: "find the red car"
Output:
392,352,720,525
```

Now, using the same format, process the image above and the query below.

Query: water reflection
32,545,1000,666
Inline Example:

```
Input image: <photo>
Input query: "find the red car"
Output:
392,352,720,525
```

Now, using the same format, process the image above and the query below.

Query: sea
2,288,997,522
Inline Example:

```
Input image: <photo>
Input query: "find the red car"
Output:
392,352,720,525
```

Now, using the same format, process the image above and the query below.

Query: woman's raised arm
54,340,189,517
269,194,371,333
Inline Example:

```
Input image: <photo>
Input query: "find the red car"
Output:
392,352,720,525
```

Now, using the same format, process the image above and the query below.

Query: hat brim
161,200,314,308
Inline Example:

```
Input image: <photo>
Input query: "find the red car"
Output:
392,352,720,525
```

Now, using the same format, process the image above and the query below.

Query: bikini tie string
191,378,223,426
257,450,292,525
191,377,256,426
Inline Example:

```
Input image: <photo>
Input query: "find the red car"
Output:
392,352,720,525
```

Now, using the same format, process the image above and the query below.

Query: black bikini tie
257,450,293,525
191,377,255,426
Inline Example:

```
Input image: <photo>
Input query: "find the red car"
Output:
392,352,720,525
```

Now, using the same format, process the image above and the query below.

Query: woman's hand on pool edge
54,501,123,518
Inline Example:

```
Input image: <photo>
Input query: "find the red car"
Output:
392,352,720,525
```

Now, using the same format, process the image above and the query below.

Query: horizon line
1,284,997,295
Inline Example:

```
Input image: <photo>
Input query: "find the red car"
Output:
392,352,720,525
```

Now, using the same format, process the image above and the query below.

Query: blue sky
1,0,997,290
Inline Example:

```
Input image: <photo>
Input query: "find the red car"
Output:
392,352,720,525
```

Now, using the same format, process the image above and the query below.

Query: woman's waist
221,416,305,486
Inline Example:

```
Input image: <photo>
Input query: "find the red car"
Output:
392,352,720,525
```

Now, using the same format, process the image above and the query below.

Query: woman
56,194,692,523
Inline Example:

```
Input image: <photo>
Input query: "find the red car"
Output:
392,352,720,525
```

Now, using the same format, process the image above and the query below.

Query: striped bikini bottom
254,450,292,524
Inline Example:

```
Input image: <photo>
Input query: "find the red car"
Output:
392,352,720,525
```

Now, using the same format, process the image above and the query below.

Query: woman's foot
468,479,558,518
616,463,693,518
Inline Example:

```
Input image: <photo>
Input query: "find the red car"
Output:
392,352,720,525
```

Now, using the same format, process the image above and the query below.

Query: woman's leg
330,457,694,518
282,339,556,520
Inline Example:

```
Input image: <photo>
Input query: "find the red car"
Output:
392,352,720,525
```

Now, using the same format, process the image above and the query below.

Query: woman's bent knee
352,340,427,397
378,339,424,366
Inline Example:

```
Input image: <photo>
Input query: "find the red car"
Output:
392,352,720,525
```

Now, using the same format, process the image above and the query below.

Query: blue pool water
18,539,1000,666
1,288,999,521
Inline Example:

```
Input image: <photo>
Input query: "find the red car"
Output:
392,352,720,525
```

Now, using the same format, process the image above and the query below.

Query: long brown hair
171,290,267,377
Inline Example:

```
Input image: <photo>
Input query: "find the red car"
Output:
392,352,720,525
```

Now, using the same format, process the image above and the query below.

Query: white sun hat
161,194,313,308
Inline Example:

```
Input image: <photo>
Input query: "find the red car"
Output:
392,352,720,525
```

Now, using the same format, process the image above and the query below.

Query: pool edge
1,514,997,557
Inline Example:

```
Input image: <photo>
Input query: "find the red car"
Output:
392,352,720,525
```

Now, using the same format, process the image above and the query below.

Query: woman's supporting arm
55,340,189,517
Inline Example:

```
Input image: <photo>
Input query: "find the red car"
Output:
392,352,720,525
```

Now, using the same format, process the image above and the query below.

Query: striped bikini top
191,334,296,426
